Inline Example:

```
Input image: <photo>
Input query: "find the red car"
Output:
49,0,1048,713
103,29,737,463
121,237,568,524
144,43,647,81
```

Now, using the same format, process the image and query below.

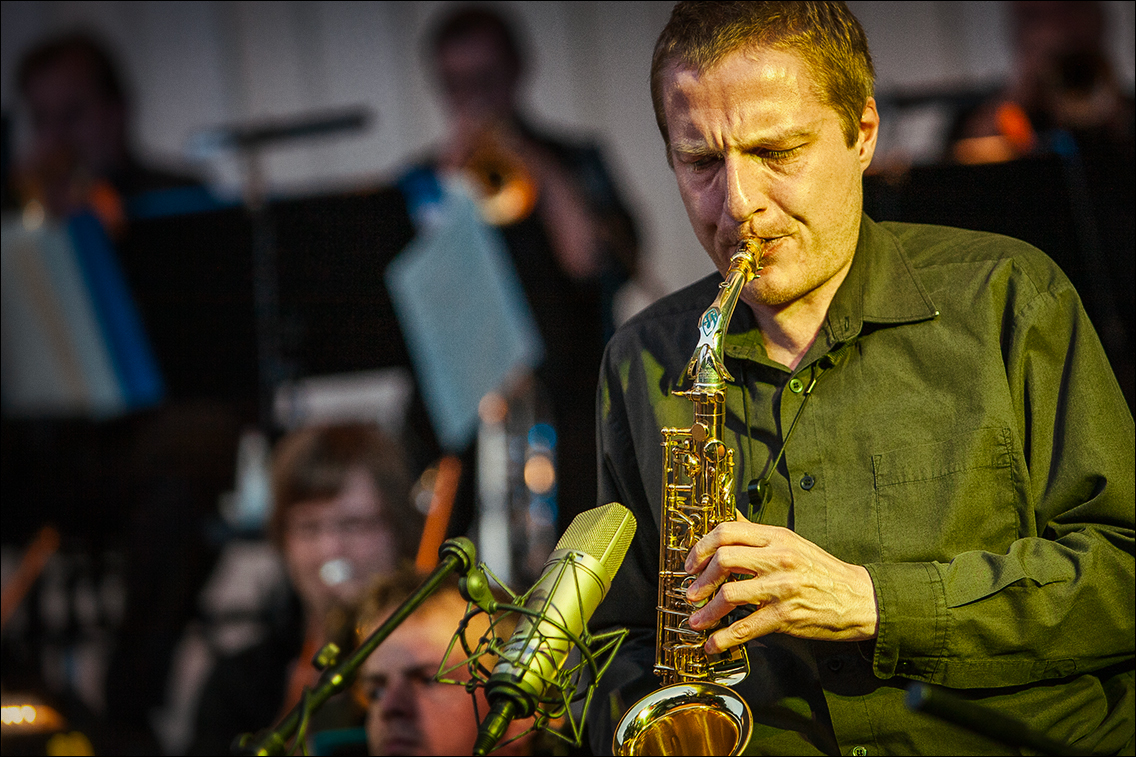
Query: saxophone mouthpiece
732,239,765,276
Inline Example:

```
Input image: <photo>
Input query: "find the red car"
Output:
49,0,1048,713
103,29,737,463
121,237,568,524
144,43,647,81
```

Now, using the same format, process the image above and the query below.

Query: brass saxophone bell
614,682,753,756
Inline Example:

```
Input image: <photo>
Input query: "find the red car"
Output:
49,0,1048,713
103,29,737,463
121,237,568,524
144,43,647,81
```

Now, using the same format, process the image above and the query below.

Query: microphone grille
554,502,637,579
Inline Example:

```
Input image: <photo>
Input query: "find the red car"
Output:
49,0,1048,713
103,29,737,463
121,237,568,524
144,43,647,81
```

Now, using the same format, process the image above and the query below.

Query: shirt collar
823,214,938,346
725,214,938,365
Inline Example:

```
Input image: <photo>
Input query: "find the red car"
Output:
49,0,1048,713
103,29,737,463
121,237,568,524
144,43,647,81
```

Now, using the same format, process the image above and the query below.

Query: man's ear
857,97,879,170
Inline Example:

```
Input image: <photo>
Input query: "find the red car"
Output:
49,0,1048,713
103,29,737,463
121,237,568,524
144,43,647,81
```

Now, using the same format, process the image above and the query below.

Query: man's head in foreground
357,571,533,756
652,1,879,313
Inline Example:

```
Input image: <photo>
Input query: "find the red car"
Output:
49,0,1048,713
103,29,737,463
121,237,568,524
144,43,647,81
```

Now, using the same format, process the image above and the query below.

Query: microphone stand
235,537,479,756
186,108,371,430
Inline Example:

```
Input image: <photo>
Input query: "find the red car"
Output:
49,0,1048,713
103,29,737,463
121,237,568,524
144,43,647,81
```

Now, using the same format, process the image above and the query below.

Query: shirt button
800,473,815,490
788,377,804,393
851,747,868,756
826,657,844,673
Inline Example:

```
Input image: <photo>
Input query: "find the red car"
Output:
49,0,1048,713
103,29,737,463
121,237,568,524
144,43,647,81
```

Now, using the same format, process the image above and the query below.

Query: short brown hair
357,568,463,638
426,4,526,79
355,567,515,657
269,423,423,563
650,1,875,150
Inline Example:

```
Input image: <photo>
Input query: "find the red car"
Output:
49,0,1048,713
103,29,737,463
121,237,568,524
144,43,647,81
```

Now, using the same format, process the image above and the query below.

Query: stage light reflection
524,453,556,494
0,702,65,732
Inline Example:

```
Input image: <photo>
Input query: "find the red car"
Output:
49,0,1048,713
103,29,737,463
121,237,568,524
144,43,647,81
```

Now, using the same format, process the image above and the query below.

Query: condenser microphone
472,502,637,756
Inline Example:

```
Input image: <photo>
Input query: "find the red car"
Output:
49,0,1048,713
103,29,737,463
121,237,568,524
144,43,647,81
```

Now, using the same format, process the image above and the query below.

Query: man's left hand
685,520,879,653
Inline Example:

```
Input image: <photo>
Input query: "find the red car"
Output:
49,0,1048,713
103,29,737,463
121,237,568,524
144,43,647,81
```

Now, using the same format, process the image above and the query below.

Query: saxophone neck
685,241,764,390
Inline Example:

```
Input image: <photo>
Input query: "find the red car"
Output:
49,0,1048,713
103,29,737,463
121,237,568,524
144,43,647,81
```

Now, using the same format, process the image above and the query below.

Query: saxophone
613,240,763,756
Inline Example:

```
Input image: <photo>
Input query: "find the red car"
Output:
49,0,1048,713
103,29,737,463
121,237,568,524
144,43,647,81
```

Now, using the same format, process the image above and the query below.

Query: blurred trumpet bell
464,139,539,225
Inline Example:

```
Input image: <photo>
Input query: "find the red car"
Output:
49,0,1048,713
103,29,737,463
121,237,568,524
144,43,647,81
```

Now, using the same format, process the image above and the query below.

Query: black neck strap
742,340,855,522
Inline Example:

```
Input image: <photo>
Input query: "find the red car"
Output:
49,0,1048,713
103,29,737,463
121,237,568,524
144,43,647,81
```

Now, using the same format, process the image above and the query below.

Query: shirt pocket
872,426,1016,562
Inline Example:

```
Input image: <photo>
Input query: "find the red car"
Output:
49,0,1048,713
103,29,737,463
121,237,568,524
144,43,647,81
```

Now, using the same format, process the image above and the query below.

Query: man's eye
290,521,320,539
408,669,437,687
362,681,386,702
689,155,719,170
343,516,385,533
763,146,801,163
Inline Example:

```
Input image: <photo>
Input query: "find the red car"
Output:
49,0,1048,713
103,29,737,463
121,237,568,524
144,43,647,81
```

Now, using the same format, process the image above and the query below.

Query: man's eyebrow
357,662,436,685
740,127,817,149
670,127,818,156
669,138,716,156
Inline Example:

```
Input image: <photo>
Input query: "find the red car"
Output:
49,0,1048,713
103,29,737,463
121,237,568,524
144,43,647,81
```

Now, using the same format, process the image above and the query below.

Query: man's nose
723,154,768,222
34,121,69,152
313,528,347,561
380,674,417,717
313,518,360,556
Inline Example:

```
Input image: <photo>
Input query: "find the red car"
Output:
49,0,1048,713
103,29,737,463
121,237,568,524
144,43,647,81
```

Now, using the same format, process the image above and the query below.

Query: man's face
435,30,517,124
662,46,877,310
24,52,126,177
282,467,396,617
360,594,531,756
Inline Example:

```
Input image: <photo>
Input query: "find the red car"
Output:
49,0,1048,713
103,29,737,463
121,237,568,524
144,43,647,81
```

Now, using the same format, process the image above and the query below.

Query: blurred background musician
949,0,1134,164
12,31,208,230
404,5,641,539
189,422,424,755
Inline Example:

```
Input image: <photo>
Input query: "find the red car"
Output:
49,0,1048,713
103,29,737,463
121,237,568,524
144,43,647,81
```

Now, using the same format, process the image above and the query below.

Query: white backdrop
3,0,1134,315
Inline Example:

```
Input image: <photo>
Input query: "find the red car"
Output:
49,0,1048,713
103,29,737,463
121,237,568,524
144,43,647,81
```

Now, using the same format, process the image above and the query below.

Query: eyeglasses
286,514,389,541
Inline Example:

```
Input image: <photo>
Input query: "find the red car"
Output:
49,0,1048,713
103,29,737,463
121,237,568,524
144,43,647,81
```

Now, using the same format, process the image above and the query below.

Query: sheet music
1,213,164,418
385,179,543,451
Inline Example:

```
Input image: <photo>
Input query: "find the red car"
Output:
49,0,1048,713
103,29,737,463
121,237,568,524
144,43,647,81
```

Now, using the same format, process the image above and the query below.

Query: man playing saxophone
589,2,1134,755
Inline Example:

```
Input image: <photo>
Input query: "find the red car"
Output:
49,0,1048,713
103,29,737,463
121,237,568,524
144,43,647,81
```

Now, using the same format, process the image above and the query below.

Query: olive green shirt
588,216,1134,755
